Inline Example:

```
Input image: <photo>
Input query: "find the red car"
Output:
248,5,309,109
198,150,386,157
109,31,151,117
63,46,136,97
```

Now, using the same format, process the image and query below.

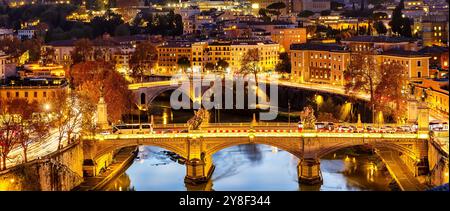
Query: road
376,148,427,191
5,128,68,168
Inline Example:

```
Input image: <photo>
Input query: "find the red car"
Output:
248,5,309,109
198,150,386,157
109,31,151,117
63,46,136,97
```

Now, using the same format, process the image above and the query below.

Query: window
417,61,421,67
418,71,421,78
25,92,28,98
15,92,19,97
34,92,37,98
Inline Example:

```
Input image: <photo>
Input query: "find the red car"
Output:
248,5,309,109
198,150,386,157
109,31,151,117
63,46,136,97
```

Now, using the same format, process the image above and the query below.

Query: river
105,98,394,191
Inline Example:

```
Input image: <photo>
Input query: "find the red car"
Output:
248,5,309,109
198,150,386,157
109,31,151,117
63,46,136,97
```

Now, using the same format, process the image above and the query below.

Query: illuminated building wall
290,43,350,85
271,27,307,52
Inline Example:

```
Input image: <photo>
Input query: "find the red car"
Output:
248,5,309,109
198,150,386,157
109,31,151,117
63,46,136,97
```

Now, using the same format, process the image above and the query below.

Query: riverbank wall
0,142,84,191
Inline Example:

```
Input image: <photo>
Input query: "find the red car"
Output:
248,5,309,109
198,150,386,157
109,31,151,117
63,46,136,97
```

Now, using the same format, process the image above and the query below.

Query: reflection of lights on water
162,111,168,125
119,187,122,191
352,157,356,163
344,156,350,162
271,146,278,153
366,162,377,182
333,153,336,158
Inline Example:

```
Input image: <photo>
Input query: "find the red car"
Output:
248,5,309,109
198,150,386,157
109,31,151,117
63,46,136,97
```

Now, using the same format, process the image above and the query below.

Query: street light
288,100,291,125
43,103,51,111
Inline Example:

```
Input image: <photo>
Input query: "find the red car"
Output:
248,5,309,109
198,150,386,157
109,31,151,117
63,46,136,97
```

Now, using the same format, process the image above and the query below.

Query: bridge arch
203,137,303,159
92,140,188,162
315,141,420,160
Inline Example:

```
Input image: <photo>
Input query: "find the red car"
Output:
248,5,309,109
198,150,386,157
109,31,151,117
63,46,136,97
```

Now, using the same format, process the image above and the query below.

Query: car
162,129,173,134
398,125,412,132
297,121,303,132
380,126,395,133
338,125,352,132
315,122,326,130
366,126,378,133
179,129,189,133
99,131,111,135
326,123,335,131
348,125,357,132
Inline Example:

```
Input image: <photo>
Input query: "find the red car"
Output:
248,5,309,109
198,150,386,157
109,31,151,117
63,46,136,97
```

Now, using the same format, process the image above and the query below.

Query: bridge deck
376,148,427,191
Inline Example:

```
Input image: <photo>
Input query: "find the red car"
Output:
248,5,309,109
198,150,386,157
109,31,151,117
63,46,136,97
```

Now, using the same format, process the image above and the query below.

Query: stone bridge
82,129,430,189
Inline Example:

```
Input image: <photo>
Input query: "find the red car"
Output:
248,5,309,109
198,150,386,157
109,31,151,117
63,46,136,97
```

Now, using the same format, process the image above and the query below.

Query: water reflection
105,145,392,191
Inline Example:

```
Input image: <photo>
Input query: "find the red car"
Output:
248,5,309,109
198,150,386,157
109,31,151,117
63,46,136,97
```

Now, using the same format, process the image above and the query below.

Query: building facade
290,43,350,85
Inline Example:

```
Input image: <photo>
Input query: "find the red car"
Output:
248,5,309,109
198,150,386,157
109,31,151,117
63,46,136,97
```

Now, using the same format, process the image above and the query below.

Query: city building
377,49,430,81
0,51,16,80
413,78,449,114
341,36,420,52
270,27,307,52
418,45,449,71
301,0,331,13
156,39,280,73
0,28,14,40
156,41,192,73
290,43,350,85
0,79,68,104
0,51,8,80
19,64,66,79
421,15,449,47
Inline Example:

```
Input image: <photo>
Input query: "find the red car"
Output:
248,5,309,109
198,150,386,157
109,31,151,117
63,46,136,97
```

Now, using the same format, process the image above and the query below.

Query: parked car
366,126,378,133
338,125,352,132
298,121,303,132
380,126,395,133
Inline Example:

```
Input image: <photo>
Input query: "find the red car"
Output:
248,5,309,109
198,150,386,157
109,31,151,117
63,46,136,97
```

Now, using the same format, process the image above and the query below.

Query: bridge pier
297,158,323,185
184,155,215,185
184,137,215,185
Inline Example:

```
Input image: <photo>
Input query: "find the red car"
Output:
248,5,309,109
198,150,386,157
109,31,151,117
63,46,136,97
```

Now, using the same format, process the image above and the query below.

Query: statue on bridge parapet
187,108,210,130
300,106,316,130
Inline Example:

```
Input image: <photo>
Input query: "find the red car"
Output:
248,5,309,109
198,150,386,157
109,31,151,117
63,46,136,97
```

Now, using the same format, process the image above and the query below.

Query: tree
49,89,83,150
217,59,229,71
71,61,133,123
344,53,381,122
298,10,315,18
71,38,93,64
20,38,43,62
204,62,215,72
275,52,291,73
0,99,20,170
267,1,287,18
320,10,331,16
129,41,157,82
114,24,131,37
389,0,412,37
258,8,271,22
177,56,191,72
374,61,408,122
374,21,387,35
41,47,56,65
238,49,262,100
11,99,49,163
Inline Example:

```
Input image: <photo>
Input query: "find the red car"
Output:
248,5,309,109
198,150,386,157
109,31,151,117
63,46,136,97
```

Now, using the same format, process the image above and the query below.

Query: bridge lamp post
288,101,291,125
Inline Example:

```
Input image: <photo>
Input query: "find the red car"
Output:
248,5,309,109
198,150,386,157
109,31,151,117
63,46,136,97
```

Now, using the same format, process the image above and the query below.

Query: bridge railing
152,122,405,129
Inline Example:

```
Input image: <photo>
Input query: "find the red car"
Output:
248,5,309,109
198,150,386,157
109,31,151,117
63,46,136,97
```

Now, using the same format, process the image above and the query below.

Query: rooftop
342,36,417,43
382,48,429,57
418,45,449,54
290,43,348,52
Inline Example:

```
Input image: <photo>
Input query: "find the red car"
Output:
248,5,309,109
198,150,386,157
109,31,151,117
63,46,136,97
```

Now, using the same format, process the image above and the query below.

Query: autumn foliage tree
129,41,157,82
70,61,133,123
0,99,50,169
344,53,380,122
374,61,408,122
